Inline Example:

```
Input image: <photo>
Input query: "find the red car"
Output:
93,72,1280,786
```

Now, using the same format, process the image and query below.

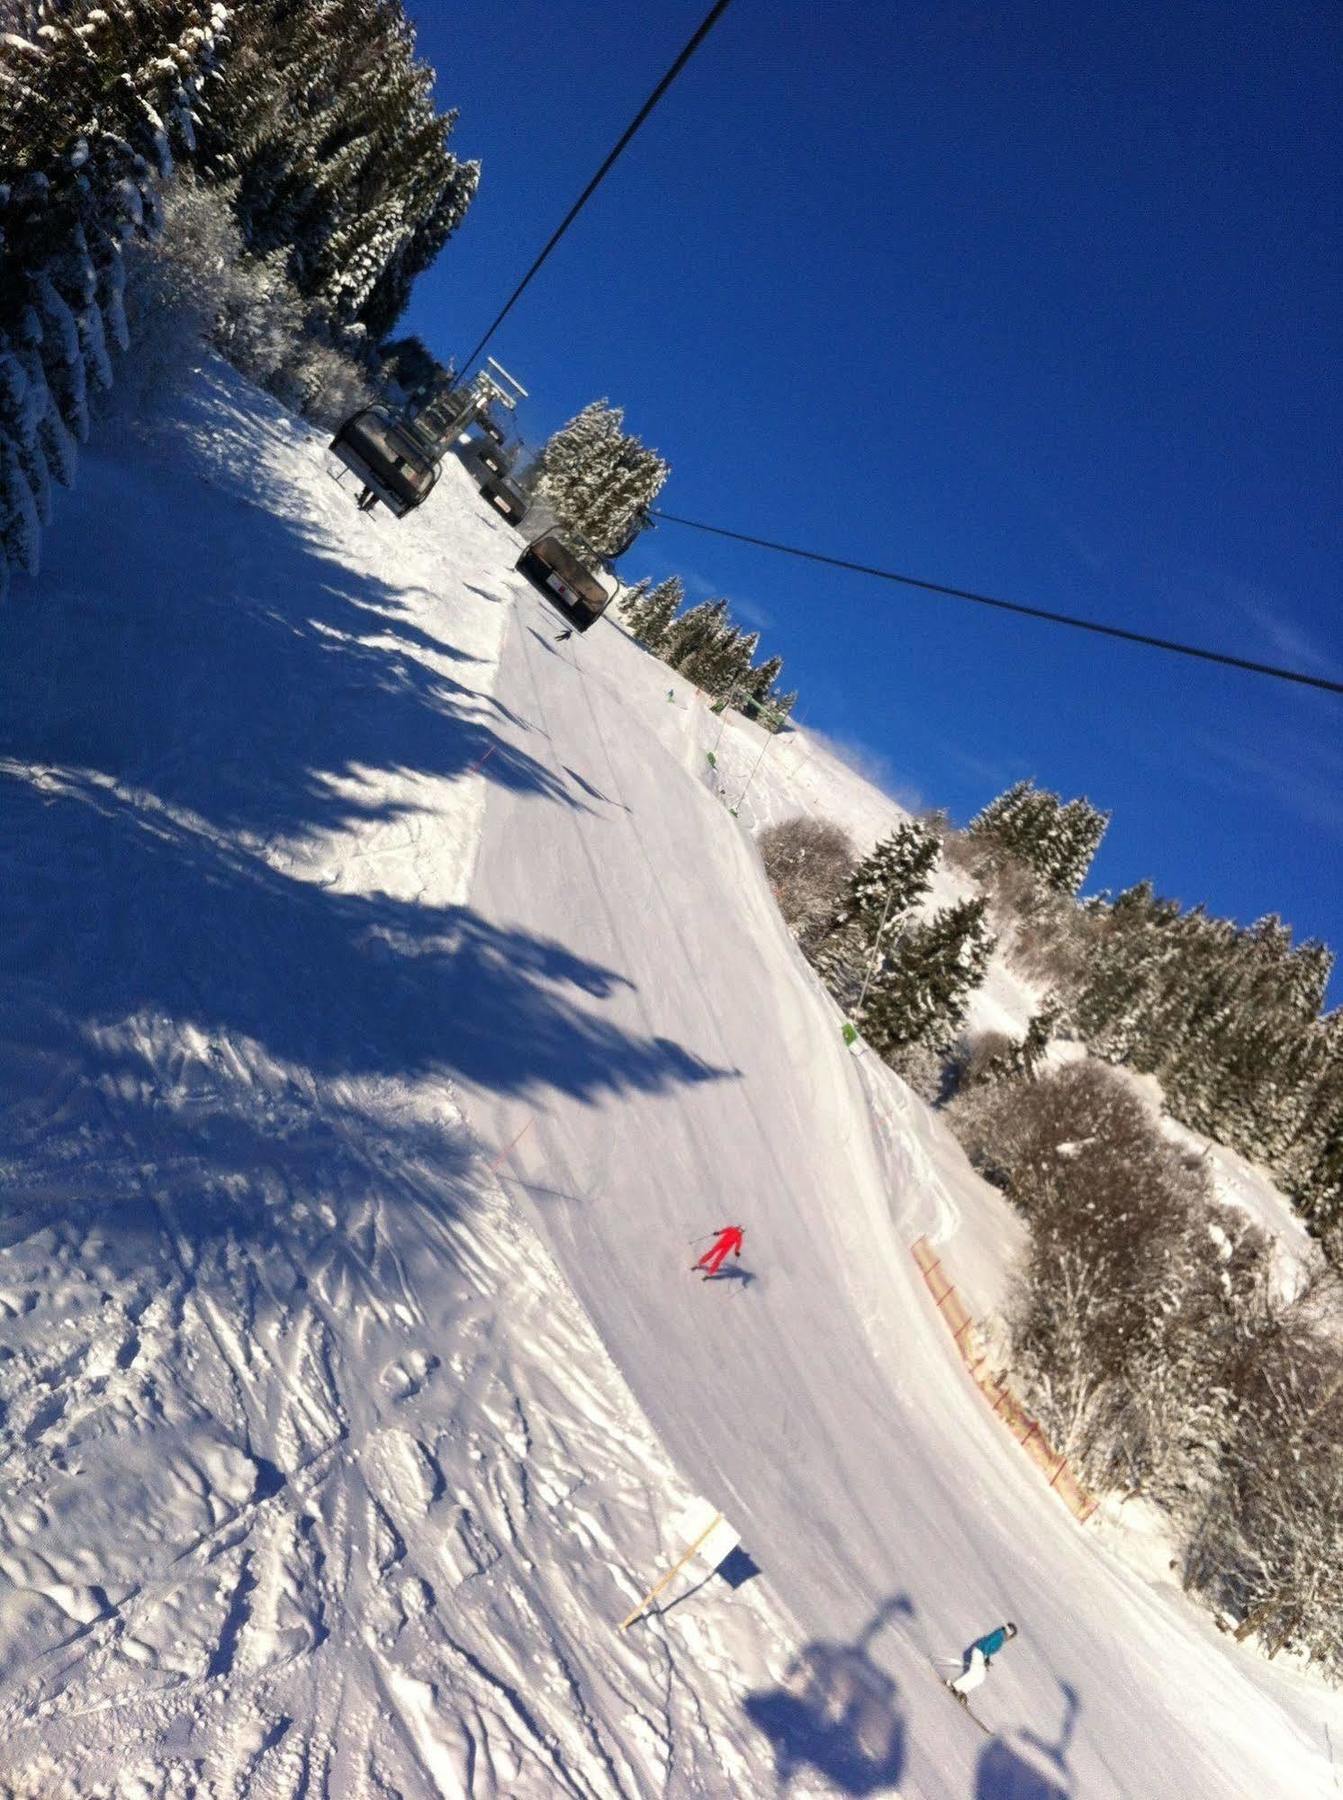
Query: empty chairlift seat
481,473,528,524
329,406,441,518
516,531,618,631
474,435,513,480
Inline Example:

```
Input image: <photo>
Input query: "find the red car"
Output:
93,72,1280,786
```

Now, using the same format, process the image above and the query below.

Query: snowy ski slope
1,365,1339,1796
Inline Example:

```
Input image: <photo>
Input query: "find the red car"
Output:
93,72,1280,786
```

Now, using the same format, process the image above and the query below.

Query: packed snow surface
1,364,1339,1796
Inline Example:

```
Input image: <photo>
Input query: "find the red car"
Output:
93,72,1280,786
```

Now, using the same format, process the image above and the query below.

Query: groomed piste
1,366,1338,1797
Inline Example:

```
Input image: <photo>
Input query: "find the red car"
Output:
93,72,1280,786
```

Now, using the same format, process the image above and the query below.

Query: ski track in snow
1,365,1340,1797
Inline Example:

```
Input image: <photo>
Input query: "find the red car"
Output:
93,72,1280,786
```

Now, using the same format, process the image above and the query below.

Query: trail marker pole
856,885,897,1013
708,681,742,763
730,703,785,814
618,1508,733,1632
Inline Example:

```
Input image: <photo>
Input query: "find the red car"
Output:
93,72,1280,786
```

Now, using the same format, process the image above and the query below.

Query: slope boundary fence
910,1236,1098,1526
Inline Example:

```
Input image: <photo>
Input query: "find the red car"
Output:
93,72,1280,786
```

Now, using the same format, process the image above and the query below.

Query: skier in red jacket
693,1226,744,1279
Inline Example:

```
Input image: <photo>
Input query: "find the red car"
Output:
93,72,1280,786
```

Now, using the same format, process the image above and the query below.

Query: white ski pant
950,1648,987,1696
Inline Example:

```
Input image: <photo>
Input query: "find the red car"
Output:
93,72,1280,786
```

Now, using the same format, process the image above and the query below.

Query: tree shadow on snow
563,766,628,809
977,1682,1080,1799
335,587,488,664
744,1596,914,1794
0,380,737,1265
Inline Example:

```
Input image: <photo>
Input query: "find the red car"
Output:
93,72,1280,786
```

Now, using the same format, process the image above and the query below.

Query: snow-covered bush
1182,1259,1343,1676
950,1062,1210,1465
120,179,371,423
757,815,856,948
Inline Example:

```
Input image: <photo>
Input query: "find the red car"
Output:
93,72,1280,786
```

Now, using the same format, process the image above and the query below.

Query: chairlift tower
448,358,528,448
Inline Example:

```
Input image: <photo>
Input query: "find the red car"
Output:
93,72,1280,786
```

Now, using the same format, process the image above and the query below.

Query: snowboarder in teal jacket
950,1622,1017,1699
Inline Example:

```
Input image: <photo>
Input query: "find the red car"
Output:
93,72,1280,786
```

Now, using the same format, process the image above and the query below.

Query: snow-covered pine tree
196,0,477,340
0,340,44,577
0,1,226,582
684,624,757,698
1299,1090,1343,1238
0,434,40,578
0,341,50,525
625,574,683,651
1072,880,1343,1231
663,598,731,677
534,400,620,527
968,778,1107,893
967,779,1036,847
32,273,88,441
769,689,799,731
741,653,784,718
1056,795,1110,893
533,399,667,558
616,577,651,624
810,820,941,1009
859,896,995,1061
1016,1002,1059,1078
835,820,941,940
717,629,760,700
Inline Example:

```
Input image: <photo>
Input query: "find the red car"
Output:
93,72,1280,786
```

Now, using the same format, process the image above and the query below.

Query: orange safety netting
910,1236,1098,1526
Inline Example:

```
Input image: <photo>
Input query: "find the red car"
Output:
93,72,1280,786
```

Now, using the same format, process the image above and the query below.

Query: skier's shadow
701,1264,758,1291
977,1681,1080,1799
744,1595,913,1794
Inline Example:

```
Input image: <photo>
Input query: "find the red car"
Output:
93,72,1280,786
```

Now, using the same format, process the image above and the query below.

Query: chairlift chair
329,405,440,518
470,431,516,482
480,472,528,525
516,527,618,632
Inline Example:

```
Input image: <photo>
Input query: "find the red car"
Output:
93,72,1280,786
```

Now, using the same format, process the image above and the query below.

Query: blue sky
402,0,1342,998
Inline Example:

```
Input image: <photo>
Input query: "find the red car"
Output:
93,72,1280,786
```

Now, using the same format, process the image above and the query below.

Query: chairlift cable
456,0,734,377
652,510,1343,698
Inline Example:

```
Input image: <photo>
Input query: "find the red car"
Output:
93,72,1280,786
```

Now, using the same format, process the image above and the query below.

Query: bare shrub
949,1062,1214,1488
933,828,1092,1001
952,1030,1017,1092
759,815,855,947
1007,896,1095,997
1182,1263,1343,1674
885,1035,947,1103
936,821,984,880
950,1055,1343,1669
